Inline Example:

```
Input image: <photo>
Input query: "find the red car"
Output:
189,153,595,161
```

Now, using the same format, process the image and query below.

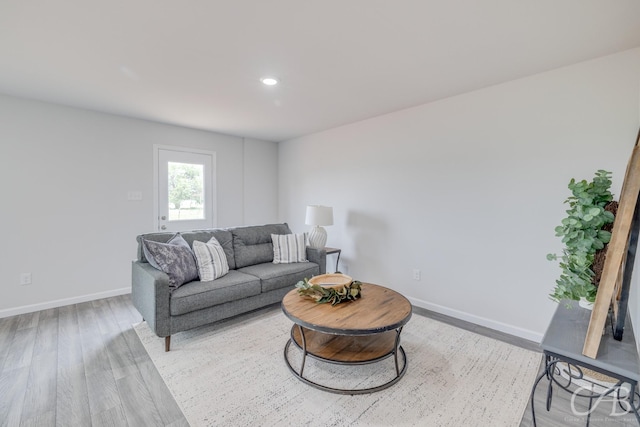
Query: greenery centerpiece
547,170,617,305
295,277,362,306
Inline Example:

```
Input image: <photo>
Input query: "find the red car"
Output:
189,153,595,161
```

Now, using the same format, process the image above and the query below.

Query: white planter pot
578,297,594,310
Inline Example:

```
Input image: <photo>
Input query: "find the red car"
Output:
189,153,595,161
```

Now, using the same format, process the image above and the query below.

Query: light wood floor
0,295,637,426
0,295,188,426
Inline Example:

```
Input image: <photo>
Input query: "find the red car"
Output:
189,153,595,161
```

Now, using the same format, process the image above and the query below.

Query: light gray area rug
135,309,540,426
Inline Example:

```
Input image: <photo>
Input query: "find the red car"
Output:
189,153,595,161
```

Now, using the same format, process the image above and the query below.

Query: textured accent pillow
272,233,308,264
143,232,191,270
142,237,199,290
193,237,230,281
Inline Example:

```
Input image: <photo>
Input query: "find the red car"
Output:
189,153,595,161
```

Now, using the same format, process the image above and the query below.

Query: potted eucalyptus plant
547,170,617,308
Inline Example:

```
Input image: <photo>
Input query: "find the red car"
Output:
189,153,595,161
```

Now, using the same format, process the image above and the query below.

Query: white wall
279,48,640,342
243,138,278,225
0,95,278,315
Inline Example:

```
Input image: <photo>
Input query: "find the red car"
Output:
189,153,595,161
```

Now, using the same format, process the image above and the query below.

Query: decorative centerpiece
295,273,362,306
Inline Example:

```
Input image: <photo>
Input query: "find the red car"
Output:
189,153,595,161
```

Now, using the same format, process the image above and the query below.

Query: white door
156,147,216,232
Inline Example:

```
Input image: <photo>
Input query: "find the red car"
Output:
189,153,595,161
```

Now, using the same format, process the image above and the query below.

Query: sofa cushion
231,223,292,268
193,237,230,281
181,230,236,270
272,233,308,264
138,229,235,270
170,270,261,316
238,262,319,293
142,238,199,290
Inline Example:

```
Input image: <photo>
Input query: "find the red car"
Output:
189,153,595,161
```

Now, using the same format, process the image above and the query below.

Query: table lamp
305,205,333,249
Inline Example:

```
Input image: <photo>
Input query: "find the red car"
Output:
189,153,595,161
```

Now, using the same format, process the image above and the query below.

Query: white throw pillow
193,237,230,281
272,233,308,264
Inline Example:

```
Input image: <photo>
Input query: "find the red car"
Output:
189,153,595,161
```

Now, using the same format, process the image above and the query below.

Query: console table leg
630,385,640,424
544,354,552,380
546,377,553,412
586,391,594,427
531,355,556,427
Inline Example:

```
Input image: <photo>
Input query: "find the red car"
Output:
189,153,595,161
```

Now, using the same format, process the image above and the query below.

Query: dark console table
531,300,640,426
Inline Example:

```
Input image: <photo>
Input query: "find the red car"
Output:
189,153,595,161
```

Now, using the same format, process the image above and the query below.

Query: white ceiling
1,1,640,142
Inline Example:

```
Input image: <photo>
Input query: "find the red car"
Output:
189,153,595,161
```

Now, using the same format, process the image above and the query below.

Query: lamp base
308,226,327,249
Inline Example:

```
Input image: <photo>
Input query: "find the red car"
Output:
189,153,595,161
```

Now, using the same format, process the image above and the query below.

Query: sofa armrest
131,261,171,337
306,247,326,275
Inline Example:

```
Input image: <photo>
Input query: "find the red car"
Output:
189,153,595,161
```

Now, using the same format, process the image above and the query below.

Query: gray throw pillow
142,236,198,290
143,233,191,270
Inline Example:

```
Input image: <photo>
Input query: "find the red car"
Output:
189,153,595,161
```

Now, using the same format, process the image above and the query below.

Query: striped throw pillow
272,233,308,264
193,237,230,281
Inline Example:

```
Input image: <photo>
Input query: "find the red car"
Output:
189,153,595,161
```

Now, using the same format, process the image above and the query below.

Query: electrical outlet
20,273,32,285
413,269,421,281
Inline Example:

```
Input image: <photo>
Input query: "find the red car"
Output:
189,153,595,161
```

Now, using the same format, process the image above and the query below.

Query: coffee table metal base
283,325,408,395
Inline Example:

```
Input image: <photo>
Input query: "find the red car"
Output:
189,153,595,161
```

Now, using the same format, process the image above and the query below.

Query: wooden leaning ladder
583,128,640,358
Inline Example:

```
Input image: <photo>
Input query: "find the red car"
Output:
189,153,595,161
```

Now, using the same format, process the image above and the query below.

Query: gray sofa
132,223,325,351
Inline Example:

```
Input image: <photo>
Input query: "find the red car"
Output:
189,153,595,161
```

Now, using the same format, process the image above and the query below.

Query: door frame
153,144,217,232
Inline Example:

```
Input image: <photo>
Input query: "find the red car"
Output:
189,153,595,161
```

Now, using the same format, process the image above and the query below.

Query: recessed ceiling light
260,77,279,86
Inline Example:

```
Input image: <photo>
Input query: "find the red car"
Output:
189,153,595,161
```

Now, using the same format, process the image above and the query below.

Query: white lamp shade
305,205,333,226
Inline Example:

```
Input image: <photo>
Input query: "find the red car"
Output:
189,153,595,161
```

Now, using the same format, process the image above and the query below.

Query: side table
324,247,341,273
531,300,640,426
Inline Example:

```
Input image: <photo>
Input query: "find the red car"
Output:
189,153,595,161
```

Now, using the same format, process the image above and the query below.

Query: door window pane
168,162,205,220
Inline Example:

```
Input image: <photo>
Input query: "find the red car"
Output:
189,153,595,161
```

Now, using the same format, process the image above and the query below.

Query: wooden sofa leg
165,336,171,352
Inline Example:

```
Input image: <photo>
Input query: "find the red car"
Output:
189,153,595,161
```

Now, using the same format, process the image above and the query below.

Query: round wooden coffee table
281,282,412,394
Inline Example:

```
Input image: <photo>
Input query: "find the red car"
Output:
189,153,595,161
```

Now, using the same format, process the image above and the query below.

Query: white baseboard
408,296,544,344
0,287,131,319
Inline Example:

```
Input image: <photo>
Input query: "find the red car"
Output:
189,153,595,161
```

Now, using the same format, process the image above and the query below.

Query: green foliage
547,170,615,304
295,278,362,306
168,163,203,209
